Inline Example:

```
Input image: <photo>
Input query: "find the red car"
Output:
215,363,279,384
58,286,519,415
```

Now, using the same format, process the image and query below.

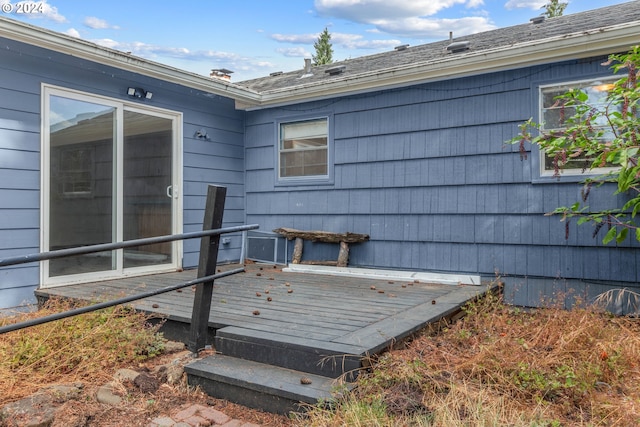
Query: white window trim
40,84,184,287
276,115,332,184
538,77,619,179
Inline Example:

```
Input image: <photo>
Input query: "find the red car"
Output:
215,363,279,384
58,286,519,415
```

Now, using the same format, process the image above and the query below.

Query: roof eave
0,16,261,105
239,21,640,111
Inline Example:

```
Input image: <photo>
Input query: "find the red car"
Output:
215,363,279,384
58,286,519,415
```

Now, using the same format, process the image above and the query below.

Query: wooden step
185,354,351,415
214,326,367,379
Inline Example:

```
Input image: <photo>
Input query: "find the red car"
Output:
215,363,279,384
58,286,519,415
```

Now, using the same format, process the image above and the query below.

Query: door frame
40,84,183,288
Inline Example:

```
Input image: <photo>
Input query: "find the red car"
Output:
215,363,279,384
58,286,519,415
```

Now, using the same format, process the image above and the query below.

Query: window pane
123,110,173,268
280,148,327,177
48,95,116,276
540,79,617,173
279,119,328,178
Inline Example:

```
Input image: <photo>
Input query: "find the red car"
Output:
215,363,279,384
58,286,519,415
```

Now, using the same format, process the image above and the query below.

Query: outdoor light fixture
127,87,153,100
194,129,210,140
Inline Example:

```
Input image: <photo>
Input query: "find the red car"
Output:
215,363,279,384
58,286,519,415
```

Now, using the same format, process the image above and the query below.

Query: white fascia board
241,21,640,111
0,16,261,106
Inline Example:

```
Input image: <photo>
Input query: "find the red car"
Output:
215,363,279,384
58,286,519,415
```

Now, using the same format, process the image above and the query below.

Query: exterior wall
0,37,244,309
244,56,639,309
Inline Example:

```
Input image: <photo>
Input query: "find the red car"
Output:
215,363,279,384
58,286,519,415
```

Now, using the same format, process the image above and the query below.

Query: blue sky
0,0,633,81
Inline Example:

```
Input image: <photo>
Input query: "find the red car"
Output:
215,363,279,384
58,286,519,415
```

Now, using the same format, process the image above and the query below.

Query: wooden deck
36,262,492,414
35,262,486,351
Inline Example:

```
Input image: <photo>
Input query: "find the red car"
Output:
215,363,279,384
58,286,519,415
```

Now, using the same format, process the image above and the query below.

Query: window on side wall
539,77,618,177
279,118,328,180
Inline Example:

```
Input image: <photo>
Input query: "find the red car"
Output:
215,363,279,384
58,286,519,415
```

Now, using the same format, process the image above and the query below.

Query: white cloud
374,16,494,38
271,31,400,50
39,1,65,22
313,0,493,40
271,33,318,44
0,0,66,22
92,38,120,50
276,47,312,58
333,32,400,49
504,0,546,10
315,0,482,22
88,38,274,78
83,16,119,30
65,27,80,38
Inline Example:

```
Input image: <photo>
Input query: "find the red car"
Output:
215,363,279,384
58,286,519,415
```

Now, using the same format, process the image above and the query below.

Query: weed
0,298,166,404
299,289,640,426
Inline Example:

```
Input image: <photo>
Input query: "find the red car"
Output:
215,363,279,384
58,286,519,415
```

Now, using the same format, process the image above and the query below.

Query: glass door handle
166,185,174,198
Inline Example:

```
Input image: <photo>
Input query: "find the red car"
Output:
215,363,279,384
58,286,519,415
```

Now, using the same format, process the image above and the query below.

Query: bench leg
337,241,349,267
292,237,304,264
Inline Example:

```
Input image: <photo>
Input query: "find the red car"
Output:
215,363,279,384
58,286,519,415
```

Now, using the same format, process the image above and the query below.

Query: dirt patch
2,349,291,427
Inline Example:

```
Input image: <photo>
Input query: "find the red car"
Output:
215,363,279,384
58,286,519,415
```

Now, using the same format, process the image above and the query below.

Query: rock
96,383,122,406
1,394,56,427
163,340,185,353
0,383,85,427
46,384,83,403
165,364,184,385
114,368,140,383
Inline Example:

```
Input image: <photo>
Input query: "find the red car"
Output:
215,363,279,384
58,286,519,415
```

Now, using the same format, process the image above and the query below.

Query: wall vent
530,15,546,24
245,231,288,264
325,65,346,75
446,41,470,53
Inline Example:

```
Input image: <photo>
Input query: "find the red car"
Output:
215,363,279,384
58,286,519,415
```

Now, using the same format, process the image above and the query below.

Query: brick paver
149,403,260,427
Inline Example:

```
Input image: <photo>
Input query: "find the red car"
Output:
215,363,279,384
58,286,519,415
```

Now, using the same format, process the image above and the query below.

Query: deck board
36,263,490,353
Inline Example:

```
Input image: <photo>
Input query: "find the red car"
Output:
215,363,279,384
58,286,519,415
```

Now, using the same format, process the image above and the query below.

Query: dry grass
0,298,291,427
4,291,640,426
0,298,166,404
298,290,640,426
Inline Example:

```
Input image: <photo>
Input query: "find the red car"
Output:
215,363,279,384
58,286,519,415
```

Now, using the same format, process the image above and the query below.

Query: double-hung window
279,118,328,180
539,78,618,177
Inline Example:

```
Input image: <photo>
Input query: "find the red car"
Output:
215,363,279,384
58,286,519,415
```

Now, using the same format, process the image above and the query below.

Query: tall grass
298,290,640,426
0,298,166,404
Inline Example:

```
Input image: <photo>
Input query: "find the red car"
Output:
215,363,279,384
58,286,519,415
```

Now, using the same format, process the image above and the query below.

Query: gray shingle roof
236,1,640,93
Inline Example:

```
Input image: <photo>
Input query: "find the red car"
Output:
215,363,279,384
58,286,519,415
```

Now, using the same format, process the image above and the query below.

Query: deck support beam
188,185,226,353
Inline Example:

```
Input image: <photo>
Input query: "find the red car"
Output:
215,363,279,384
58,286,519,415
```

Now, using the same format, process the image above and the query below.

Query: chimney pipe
449,31,453,42
304,58,312,74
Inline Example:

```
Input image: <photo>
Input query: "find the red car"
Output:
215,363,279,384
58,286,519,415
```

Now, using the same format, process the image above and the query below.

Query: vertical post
292,237,303,264
188,185,226,353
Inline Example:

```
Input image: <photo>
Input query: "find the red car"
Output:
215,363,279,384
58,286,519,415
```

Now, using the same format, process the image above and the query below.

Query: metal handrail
0,268,243,335
0,223,258,336
0,224,258,267
0,185,249,353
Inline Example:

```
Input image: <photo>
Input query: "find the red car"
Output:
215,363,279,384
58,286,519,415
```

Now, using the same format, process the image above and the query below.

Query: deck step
185,354,350,415
214,326,366,379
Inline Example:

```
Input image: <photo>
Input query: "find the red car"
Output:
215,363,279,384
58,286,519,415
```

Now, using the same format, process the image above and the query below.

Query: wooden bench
272,227,369,267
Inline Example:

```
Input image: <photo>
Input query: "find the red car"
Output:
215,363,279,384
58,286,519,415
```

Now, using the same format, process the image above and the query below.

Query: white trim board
282,264,482,286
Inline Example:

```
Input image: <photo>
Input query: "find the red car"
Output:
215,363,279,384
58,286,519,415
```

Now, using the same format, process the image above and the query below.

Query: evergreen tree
312,28,333,66
543,0,568,18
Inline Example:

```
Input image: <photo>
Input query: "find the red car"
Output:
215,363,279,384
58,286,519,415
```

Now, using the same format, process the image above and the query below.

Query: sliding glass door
42,86,182,286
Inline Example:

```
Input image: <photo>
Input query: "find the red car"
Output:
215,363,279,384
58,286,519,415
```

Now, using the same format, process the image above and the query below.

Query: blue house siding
245,56,638,307
0,37,244,309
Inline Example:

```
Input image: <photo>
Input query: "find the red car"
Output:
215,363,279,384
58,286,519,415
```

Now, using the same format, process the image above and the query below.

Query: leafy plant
510,46,640,244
